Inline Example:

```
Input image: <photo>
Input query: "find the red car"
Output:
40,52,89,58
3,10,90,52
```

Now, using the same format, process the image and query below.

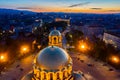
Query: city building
55,18,70,26
79,25,104,40
49,29,62,47
21,30,85,80
103,32,120,49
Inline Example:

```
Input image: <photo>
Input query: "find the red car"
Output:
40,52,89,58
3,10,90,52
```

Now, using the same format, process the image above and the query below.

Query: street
0,55,34,80
70,52,120,80
0,50,120,80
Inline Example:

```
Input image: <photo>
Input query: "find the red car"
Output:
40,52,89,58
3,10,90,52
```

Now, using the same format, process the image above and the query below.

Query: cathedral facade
22,30,85,80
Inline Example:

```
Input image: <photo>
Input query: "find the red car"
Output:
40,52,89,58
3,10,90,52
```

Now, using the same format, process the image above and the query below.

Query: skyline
0,0,120,13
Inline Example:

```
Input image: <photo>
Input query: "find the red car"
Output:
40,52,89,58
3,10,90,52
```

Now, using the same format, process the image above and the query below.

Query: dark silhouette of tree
65,30,84,45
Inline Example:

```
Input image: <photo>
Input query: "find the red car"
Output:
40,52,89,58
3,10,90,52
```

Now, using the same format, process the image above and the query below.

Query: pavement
0,54,34,80
1,52,119,80
70,52,120,80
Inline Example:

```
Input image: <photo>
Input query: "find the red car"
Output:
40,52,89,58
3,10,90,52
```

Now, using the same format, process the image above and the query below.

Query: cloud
107,10,120,12
16,7,42,10
17,7,34,9
90,8,102,10
68,2,91,7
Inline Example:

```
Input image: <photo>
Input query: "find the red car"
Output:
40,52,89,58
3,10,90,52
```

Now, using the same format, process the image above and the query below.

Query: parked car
80,60,84,63
108,68,114,71
87,63,94,67
102,63,107,66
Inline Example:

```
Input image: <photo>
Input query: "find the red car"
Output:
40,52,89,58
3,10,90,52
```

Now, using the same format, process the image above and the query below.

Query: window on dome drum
44,73,46,79
63,71,66,78
50,73,53,80
54,37,57,44
57,73,59,79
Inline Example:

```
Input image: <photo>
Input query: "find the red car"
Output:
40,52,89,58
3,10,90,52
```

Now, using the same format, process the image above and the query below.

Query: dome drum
33,68,72,80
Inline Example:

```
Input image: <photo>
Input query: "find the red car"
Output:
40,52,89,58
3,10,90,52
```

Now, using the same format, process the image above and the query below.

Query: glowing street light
79,43,87,51
20,45,30,54
23,47,27,51
37,45,41,49
81,45,85,49
0,54,7,62
78,41,91,52
0,55,4,60
111,56,119,63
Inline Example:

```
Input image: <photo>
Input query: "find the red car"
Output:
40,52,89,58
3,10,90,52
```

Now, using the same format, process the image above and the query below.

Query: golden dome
49,30,61,36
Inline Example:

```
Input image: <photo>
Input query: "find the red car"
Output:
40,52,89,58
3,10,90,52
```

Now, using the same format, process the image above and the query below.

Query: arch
50,73,53,80
56,72,59,79
43,72,46,79
54,37,57,44
63,71,68,78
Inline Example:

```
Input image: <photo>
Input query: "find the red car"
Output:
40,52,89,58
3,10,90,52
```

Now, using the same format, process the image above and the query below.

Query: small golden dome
49,30,61,36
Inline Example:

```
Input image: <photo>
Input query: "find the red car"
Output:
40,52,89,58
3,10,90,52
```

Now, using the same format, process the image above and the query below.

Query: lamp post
20,45,30,56
0,53,7,75
0,55,4,60
23,47,27,52
79,43,87,52
0,54,7,62
81,45,85,49
111,56,119,64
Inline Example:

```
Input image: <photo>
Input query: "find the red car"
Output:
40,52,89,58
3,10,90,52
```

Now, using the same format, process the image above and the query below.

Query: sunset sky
0,0,120,13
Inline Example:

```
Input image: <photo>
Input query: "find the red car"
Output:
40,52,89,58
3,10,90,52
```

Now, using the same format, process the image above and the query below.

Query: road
1,52,119,80
0,54,34,80
70,52,120,80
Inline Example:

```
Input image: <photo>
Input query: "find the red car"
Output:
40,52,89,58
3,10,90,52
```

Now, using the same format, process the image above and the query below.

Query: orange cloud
21,6,120,13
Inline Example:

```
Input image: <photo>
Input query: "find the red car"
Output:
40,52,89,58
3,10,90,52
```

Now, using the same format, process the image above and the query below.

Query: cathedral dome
49,30,61,36
35,46,71,71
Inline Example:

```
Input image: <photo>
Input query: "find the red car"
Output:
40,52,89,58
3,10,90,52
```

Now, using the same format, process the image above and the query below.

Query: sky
0,0,120,13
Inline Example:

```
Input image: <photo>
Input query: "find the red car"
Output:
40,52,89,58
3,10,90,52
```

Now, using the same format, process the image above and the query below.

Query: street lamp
79,43,87,51
111,56,119,63
0,55,4,60
23,47,27,51
37,45,41,49
78,40,91,53
20,45,30,55
0,54,7,62
81,45,85,49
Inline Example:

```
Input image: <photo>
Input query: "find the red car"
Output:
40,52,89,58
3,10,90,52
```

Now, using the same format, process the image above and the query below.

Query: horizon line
0,8,120,14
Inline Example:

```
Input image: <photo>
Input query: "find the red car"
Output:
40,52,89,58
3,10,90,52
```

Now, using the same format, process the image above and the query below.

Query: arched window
54,37,57,44
44,73,46,79
63,71,66,78
57,73,59,79
50,73,53,80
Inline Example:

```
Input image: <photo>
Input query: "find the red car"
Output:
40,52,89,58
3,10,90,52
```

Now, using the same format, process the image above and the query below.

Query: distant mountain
0,8,36,15
0,8,120,15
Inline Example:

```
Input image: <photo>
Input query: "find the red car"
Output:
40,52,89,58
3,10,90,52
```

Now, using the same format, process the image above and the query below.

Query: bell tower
49,28,62,47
